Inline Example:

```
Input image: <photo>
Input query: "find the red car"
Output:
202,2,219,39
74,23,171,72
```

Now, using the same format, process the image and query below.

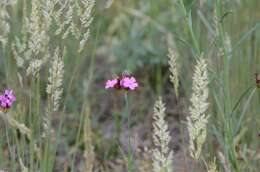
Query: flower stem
124,92,133,172
257,87,260,106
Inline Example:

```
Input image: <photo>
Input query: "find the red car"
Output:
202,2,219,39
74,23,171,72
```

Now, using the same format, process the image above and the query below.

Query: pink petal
105,79,118,89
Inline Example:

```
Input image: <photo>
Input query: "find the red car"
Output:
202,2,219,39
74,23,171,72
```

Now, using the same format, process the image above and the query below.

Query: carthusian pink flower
105,79,118,89
0,95,12,108
120,76,138,90
106,72,137,171
4,89,16,102
105,73,139,91
0,89,16,110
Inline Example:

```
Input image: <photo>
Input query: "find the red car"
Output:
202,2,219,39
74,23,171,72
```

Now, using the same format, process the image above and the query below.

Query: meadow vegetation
0,0,260,171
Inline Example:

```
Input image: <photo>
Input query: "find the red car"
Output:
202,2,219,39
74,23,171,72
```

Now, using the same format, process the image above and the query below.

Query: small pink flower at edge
0,95,12,108
0,89,16,110
105,79,118,89
4,89,16,102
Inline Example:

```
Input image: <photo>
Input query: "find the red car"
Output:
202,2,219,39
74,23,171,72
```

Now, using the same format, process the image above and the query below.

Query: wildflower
0,89,16,110
120,76,138,90
0,95,12,108
105,72,138,171
105,79,118,89
105,73,138,91
4,89,16,102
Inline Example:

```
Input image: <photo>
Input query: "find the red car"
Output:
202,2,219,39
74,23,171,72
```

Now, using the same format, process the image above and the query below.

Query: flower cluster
105,74,138,90
0,89,16,110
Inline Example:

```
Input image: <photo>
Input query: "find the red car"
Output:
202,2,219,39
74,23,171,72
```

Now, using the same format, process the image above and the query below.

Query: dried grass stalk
187,57,209,160
152,97,173,172
84,106,95,172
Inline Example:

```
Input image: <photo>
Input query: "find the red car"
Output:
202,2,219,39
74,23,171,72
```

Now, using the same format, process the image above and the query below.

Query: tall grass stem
124,92,133,172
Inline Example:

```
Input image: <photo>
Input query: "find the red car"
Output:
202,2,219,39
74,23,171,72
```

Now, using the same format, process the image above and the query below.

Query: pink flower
0,95,12,108
105,74,139,91
0,89,16,110
4,89,16,102
120,76,138,90
105,79,118,89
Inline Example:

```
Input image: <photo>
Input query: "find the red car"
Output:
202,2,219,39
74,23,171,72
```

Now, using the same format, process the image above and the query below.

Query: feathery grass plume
187,57,209,160
152,97,173,172
42,48,63,139
42,115,54,138
0,112,32,139
80,0,95,31
42,0,57,29
27,0,46,55
138,147,152,172
84,106,95,172
54,0,95,52
207,158,218,172
12,0,53,75
53,0,74,38
168,46,179,97
12,2,28,69
55,0,73,35
46,48,64,112
12,38,26,68
79,0,95,52
0,2,11,47
26,59,44,76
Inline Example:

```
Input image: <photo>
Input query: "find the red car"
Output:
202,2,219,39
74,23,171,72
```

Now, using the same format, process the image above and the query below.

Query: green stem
4,118,16,171
71,108,85,171
29,79,35,172
179,0,201,56
257,88,260,104
124,92,133,172
215,1,239,171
